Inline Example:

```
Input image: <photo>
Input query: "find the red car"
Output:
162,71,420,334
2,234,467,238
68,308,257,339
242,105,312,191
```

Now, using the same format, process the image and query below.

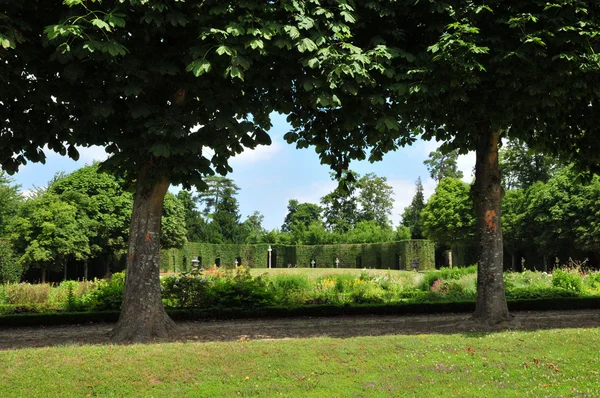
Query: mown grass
1,328,599,397
249,267,417,280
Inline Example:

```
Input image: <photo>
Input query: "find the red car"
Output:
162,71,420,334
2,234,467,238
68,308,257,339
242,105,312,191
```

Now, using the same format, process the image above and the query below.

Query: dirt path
1,310,599,350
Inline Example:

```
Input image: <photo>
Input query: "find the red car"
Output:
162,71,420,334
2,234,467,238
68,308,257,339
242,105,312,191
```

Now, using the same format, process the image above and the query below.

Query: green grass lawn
1,328,599,397
249,267,414,280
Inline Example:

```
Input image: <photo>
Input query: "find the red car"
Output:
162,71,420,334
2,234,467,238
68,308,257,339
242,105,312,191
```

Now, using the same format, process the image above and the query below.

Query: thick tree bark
111,163,176,342
83,259,88,281
472,129,511,324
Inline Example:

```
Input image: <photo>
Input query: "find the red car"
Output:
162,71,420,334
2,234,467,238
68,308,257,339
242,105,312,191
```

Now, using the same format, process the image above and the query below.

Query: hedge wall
160,240,436,272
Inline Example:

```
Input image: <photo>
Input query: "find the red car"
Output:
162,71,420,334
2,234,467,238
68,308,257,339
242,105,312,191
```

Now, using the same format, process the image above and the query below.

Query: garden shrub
552,268,582,293
0,240,21,284
80,272,125,311
5,283,52,312
420,265,477,291
585,272,600,289
506,286,579,300
206,267,273,308
267,274,312,306
0,284,7,304
161,269,209,308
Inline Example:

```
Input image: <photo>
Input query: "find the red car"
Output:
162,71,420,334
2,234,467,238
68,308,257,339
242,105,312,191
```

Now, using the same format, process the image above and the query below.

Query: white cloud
457,152,476,183
230,140,282,166
20,189,34,199
290,180,337,205
75,145,110,163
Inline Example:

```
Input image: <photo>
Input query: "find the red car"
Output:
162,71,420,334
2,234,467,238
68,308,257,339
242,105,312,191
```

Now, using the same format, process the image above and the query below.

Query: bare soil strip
1,310,599,350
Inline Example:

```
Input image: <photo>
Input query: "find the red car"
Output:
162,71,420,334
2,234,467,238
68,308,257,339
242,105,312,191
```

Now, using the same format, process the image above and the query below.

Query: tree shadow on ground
0,310,598,350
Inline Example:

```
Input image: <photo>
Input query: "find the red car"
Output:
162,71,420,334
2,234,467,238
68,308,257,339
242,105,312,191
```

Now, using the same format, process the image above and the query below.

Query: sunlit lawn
249,267,414,281
1,328,599,397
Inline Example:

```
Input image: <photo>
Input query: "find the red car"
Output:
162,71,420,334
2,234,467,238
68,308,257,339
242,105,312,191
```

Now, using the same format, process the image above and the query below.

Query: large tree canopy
286,0,600,323
1,0,391,341
4,0,600,336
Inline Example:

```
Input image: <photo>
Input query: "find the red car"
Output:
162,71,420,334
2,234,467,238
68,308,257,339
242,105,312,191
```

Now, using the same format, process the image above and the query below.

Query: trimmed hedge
3,297,600,328
160,240,436,272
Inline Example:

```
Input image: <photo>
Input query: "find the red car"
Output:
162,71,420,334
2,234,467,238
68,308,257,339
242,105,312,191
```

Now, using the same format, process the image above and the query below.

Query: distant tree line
419,142,600,270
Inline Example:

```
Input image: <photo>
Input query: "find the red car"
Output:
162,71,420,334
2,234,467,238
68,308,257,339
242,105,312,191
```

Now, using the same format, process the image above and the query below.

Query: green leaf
67,145,80,161
107,14,126,28
216,45,234,56
307,58,320,69
150,143,171,158
228,66,244,80
91,18,112,32
102,41,127,57
284,26,300,40
246,39,264,50
186,59,212,77
298,38,317,53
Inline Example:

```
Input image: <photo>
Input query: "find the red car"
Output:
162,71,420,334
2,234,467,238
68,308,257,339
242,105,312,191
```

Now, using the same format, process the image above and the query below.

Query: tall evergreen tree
196,177,240,218
424,148,464,184
212,185,242,244
401,177,426,239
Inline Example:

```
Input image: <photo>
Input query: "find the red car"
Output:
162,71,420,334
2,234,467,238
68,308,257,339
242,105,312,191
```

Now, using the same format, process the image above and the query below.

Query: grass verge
0,328,598,397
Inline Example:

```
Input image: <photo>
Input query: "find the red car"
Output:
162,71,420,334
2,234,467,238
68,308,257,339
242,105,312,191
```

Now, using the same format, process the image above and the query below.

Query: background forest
0,139,598,283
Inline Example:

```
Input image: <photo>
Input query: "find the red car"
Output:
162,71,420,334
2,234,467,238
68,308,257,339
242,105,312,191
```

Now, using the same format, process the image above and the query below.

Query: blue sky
11,113,475,230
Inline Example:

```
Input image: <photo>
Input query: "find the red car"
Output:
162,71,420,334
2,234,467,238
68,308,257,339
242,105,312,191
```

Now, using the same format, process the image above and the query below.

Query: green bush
585,272,600,289
269,274,312,292
552,268,582,293
0,284,7,304
505,270,552,290
81,272,125,311
161,270,209,308
506,286,580,300
206,267,273,309
267,274,313,306
0,240,21,284
5,283,52,312
420,265,477,291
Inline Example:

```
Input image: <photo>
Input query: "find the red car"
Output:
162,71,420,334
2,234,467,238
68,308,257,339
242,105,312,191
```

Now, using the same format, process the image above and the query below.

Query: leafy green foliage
0,240,20,284
282,200,323,234
10,193,90,280
0,171,22,237
401,177,426,239
499,140,559,190
421,178,476,249
161,193,187,249
552,268,583,294
81,272,125,311
50,164,133,265
424,148,464,184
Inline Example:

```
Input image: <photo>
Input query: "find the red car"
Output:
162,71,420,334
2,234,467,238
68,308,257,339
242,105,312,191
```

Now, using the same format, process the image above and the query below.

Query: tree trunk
84,259,89,281
472,129,511,324
542,256,548,273
111,163,176,342
63,263,67,281
41,269,46,283
511,253,516,273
